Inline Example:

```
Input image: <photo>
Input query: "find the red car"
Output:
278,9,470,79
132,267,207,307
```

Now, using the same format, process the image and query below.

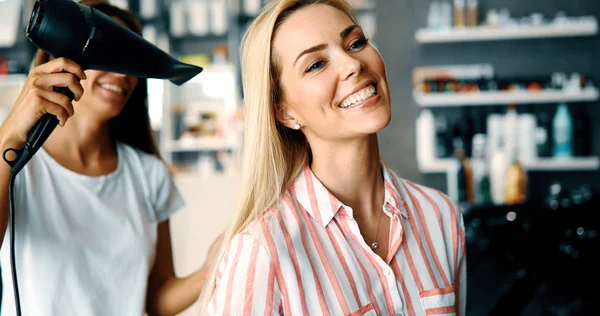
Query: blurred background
1,0,599,315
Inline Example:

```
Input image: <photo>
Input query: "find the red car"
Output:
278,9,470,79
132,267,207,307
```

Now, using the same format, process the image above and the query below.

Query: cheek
371,50,387,79
294,76,337,108
130,78,139,91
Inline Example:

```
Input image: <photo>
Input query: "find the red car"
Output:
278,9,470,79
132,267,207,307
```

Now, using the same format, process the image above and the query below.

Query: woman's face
75,17,138,121
273,4,391,142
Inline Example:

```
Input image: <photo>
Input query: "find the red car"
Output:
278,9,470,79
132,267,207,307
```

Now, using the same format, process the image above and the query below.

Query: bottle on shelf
416,109,436,165
453,0,466,27
572,104,591,157
535,108,553,158
504,143,527,205
434,114,452,158
487,113,506,205
446,138,474,204
461,109,475,157
466,0,479,26
517,107,538,164
552,103,574,158
471,134,491,204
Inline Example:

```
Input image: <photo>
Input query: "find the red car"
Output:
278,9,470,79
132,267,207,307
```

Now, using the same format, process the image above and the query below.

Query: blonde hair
199,0,356,311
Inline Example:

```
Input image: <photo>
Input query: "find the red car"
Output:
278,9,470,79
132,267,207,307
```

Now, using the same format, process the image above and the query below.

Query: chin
355,111,392,135
93,103,125,120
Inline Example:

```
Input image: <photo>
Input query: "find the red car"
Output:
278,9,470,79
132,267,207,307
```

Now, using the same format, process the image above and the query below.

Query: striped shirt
209,163,466,316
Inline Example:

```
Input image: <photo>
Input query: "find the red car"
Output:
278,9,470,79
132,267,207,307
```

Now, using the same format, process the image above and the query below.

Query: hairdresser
0,1,221,315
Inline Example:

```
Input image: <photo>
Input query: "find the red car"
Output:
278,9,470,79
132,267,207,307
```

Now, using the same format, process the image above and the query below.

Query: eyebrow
293,24,360,67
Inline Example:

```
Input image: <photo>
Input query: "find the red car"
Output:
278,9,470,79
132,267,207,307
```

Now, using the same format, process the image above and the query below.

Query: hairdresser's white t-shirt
0,142,184,316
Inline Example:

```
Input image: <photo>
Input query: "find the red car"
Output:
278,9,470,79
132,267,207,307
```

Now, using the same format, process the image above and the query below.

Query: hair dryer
2,0,202,176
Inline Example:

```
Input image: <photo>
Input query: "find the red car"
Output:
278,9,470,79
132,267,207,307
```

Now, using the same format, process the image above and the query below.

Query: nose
337,51,363,81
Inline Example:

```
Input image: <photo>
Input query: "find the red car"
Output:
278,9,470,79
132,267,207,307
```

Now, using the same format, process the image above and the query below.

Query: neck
309,133,384,217
43,112,115,165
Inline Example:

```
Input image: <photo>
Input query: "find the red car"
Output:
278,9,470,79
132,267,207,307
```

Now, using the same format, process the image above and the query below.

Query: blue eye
306,60,325,73
349,38,369,51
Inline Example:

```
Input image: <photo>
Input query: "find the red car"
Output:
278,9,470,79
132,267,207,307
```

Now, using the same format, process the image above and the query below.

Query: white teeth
340,84,376,108
100,83,125,95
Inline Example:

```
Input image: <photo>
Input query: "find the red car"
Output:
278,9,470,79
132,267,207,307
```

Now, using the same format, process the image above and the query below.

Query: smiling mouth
99,83,127,96
339,84,377,108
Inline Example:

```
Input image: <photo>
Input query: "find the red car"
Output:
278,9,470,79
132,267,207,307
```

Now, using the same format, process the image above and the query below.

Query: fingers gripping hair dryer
1,1,202,315
2,0,203,176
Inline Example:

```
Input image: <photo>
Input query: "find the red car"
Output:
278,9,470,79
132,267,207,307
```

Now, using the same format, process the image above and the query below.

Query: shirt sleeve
208,232,282,315
150,161,184,223
455,209,467,316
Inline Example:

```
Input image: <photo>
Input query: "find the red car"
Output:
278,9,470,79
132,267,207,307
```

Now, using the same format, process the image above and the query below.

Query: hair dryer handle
2,87,73,175
26,86,73,152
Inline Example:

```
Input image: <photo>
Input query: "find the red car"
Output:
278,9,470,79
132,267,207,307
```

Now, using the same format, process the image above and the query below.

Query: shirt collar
290,162,409,227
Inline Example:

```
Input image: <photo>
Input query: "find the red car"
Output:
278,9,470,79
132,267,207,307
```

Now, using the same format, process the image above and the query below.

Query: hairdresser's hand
0,57,85,149
201,232,224,278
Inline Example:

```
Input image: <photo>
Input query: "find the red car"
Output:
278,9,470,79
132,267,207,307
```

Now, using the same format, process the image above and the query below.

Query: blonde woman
203,0,466,315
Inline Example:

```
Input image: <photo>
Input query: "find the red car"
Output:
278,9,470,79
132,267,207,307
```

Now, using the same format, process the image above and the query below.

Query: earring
294,123,301,130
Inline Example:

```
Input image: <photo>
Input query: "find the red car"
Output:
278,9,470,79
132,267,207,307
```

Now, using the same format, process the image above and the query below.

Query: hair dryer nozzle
26,0,203,85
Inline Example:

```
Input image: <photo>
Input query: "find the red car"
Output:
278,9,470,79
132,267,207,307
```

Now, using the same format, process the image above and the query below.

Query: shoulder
388,168,463,228
118,143,165,169
231,194,300,253
118,142,171,178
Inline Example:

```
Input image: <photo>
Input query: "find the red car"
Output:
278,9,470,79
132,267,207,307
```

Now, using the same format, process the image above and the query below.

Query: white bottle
170,0,187,37
416,109,436,169
244,0,262,15
517,113,538,164
488,114,506,205
188,0,210,36
427,1,441,29
210,0,228,35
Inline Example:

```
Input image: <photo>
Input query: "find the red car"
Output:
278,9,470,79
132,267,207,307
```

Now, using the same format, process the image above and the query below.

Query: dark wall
376,0,600,198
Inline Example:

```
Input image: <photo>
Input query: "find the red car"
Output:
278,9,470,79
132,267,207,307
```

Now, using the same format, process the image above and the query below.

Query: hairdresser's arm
0,57,85,245
0,143,11,245
146,221,222,316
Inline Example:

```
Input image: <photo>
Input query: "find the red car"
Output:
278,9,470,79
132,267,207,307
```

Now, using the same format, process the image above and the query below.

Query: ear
275,104,299,129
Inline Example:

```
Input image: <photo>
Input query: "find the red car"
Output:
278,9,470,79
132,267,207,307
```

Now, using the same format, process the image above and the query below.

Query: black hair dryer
3,0,202,175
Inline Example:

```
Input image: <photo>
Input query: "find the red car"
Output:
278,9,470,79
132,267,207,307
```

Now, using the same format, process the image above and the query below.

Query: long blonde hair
199,0,356,311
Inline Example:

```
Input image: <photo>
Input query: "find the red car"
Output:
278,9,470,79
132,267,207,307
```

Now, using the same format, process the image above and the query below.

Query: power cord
2,113,59,316
6,172,21,316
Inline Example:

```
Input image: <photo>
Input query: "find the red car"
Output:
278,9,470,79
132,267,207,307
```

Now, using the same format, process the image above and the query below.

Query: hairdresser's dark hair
32,0,162,159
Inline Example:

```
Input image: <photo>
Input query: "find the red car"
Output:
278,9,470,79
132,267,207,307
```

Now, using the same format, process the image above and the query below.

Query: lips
99,83,128,96
339,83,377,109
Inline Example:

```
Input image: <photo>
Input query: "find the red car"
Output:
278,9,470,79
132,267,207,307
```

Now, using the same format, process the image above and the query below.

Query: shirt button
383,268,391,276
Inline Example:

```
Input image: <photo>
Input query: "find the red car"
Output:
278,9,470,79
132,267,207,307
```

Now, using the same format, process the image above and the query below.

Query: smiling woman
0,1,221,315
200,0,467,315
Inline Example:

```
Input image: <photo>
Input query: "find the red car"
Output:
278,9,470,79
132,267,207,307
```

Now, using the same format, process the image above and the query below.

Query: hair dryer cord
7,173,22,316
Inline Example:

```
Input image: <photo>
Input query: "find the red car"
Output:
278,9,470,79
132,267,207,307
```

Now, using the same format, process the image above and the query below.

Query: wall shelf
413,88,599,107
415,19,598,43
419,157,600,173
165,138,236,152
0,74,27,89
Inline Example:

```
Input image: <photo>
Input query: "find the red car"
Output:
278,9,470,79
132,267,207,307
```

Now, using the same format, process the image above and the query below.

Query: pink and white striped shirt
209,163,466,316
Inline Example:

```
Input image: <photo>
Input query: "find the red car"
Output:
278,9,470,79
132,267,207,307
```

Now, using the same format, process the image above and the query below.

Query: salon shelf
164,138,237,152
418,157,600,173
413,88,599,107
415,19,598,43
